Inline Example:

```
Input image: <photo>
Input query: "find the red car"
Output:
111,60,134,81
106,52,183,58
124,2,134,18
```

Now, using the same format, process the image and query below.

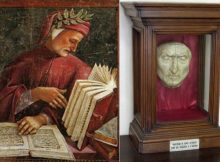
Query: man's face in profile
157,42,192,88
50,29,84,57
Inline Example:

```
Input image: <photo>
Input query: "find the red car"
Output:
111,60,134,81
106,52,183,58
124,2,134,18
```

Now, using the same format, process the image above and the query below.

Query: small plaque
170,139,199,152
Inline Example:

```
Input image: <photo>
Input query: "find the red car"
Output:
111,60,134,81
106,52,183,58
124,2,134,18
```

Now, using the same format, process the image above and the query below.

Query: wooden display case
122,3,220,153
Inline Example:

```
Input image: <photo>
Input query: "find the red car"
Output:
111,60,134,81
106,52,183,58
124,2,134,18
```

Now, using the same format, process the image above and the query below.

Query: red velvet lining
157,108,208,123
156,35,208,122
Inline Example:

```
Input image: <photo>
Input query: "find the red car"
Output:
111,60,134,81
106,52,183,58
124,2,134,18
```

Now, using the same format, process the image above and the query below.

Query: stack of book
62,64,117,150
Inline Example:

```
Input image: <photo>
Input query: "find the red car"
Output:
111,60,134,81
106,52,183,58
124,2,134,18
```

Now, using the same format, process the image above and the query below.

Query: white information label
170,139,199,152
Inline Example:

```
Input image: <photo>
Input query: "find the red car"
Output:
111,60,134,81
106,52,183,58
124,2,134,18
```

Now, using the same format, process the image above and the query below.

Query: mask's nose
170,57,178,74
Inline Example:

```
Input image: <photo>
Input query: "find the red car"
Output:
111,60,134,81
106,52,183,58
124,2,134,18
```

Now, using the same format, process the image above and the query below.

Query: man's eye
70,39,77,44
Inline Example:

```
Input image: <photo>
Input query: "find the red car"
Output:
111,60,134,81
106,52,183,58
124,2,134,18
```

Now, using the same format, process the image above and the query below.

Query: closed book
89,137,117,161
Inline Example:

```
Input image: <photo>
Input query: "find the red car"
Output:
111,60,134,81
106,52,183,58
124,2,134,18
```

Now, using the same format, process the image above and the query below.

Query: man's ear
51,28,64,40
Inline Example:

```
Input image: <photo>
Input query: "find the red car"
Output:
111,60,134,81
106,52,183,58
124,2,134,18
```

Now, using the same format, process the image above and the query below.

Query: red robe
0,46,91,134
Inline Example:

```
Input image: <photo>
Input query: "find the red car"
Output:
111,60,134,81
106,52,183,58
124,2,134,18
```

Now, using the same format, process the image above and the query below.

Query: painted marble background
0,7,117,71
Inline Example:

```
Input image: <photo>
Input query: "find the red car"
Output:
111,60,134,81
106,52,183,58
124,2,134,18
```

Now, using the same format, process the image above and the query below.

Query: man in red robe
0,9,92,135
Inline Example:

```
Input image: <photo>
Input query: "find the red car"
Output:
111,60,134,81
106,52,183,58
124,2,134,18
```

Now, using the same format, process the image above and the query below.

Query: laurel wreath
52,9,93,29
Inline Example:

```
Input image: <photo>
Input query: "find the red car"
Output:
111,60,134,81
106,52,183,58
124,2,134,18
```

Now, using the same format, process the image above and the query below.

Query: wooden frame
122,3,220,153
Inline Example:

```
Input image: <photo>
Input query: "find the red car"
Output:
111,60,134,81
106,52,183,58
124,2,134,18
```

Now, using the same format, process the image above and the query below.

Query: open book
0,123,74,160
62,64,117,149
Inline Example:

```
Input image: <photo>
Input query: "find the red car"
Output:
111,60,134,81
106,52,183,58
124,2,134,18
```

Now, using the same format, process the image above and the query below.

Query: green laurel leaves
53,9,93,29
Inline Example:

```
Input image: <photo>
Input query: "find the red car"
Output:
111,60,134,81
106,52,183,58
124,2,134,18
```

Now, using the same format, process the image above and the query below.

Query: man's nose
70,43,78,52
170,57,178,74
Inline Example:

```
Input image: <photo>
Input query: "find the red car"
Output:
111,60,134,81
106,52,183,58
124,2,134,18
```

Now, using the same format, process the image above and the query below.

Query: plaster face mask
157,42,192,88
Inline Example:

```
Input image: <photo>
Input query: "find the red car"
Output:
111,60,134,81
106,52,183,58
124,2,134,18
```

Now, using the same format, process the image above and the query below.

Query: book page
28,125,74,160
66,84,104,136
63,80,103,125
64,80,104,129
62,79,81,121
64,80,87,127
89,64,107,83
30,129,60,149
71,88,106,141
0,122,29,157
89,64,117,85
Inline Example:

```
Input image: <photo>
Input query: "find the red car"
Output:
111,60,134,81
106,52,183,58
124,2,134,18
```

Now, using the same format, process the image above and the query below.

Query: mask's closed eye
178,55,188,61
161,54,171,61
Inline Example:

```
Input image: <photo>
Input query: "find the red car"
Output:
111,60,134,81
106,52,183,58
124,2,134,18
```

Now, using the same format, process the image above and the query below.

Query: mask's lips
167,74,180,81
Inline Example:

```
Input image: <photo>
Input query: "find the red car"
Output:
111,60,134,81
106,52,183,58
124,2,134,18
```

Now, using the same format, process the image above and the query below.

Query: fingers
49,102,57,109
52,99,63,108
55,95,67,108
17,120,33,135
55,97,66,108
39,87,67,109
57,89,67,94
17,116,41,135
23,126,35,135
49,99,64,109
49,93,67,109
18,120,27,132
57,93,68,105
30,129,37,134
17,119,22,124
20,123,29,135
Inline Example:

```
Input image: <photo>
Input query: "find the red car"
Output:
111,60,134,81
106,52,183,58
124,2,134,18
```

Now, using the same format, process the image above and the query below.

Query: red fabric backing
157,109,208,123
156,35,208,122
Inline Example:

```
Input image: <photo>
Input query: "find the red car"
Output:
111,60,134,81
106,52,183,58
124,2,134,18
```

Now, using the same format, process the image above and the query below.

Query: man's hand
31,87,68,109
17,114,48,135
